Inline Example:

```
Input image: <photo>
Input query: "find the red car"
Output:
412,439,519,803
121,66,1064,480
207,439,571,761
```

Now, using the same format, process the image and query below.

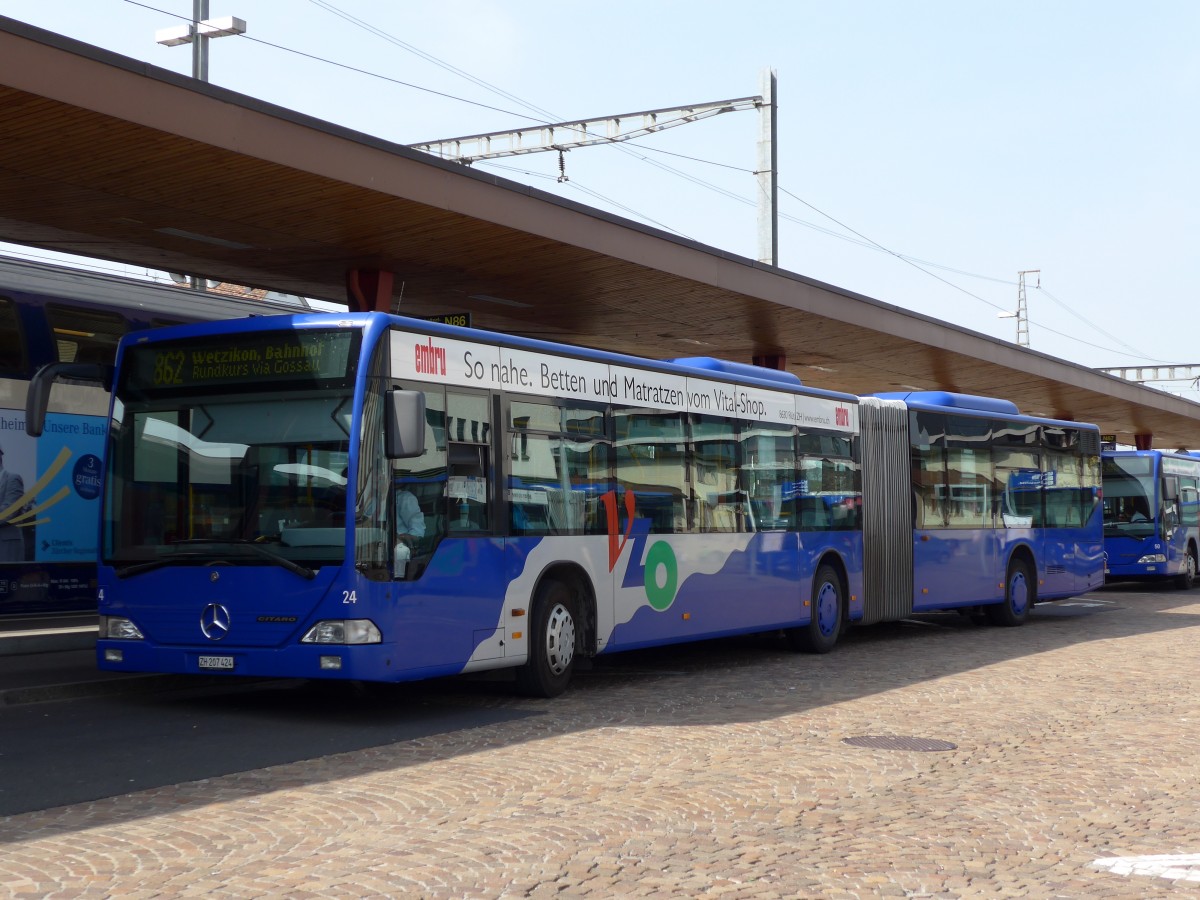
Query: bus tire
1177,546,1198,590
515,579,577,698
989,557,1034,626
786,563,843,654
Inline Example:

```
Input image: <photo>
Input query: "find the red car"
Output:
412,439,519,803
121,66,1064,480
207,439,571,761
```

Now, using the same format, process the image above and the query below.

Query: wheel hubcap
816,581,839,636
1010,571,1029,615
544,603,576,675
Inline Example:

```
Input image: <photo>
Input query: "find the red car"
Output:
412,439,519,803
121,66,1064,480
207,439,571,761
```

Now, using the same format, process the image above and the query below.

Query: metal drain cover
842,735,957,752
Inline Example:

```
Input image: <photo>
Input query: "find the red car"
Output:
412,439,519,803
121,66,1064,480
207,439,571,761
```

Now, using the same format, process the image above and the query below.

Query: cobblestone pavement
3,585,1200,898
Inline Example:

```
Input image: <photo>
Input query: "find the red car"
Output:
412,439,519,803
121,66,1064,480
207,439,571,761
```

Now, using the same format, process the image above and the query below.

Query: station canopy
1,15,1198,449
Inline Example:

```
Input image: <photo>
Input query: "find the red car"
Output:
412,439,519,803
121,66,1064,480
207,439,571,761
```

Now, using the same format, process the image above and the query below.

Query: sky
4,1,1200,398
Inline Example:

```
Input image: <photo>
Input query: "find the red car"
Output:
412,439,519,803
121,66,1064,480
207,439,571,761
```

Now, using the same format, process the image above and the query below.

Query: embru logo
835,406,850,427
601,490,680,612
414,337,447,375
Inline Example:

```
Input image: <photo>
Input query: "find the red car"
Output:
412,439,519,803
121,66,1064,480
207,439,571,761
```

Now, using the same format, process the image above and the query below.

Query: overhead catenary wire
482,161,689,237
305,0,561,124
123,0,548,122
1037,285,1149,359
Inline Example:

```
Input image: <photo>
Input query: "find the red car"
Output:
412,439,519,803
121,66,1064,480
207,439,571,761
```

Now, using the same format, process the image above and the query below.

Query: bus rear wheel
786,564,843,653
988,557,1034,626
1177,547,1198,590
516,579,578,698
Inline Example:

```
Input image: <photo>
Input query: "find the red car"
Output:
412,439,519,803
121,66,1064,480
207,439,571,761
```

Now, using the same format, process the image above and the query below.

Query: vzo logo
601,490,679,611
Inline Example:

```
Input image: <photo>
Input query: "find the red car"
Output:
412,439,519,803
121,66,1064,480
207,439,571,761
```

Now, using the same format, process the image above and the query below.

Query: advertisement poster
0,406,106,566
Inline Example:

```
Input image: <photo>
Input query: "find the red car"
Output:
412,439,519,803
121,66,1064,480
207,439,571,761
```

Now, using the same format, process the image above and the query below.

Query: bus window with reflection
615,408,687,534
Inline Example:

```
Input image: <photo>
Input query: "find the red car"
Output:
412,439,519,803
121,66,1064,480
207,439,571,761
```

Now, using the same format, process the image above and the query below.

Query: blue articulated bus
27,312,1105,696
1101,449,1200,588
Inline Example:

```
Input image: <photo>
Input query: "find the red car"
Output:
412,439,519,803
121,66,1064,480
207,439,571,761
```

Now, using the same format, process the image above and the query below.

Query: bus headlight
1137,553,1168,564
300,619,382,644
98,616,144,640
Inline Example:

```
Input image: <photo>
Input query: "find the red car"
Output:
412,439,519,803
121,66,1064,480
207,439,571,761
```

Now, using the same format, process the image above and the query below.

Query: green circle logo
644,540,679,611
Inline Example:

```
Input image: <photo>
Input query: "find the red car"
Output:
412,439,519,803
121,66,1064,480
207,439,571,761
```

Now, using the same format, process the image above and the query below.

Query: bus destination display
123,329,357,394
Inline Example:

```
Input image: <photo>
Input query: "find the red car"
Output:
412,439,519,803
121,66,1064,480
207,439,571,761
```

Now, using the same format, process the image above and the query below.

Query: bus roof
667,356,804,387
872,389,1102,432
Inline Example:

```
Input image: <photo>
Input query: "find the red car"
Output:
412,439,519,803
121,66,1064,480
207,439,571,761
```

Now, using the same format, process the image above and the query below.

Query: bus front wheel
516,579,578,698
786,564,843,653
989,557,1034,626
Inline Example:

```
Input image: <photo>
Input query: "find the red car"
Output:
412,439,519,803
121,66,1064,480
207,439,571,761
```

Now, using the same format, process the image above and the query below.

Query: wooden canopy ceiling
1,16,1198,448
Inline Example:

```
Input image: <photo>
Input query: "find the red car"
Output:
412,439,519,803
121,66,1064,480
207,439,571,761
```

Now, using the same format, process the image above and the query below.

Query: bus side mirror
1163,478,1180,502
385,389,426,459
26,362,114,437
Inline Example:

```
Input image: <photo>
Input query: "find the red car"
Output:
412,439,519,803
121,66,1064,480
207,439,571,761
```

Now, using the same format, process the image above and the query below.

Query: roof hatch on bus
872,391,1020,416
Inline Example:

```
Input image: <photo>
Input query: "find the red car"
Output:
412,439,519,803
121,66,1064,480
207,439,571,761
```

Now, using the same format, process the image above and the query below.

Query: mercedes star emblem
200,603,232,641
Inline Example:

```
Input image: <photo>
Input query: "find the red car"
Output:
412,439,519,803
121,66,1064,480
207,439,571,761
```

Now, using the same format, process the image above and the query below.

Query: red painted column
1134,434,1153,450
753,353,786,371
345,268,394,313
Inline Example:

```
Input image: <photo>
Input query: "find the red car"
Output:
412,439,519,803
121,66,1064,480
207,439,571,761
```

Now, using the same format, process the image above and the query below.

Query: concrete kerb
0,626,98,656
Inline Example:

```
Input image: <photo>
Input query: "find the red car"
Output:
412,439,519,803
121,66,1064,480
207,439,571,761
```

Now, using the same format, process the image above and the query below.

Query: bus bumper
95,640,466,683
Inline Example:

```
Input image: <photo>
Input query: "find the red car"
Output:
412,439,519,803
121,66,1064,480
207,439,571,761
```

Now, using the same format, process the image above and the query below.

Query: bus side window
691,413,740,533
909,411,948,529
1182,479,1200,528
448,443,488,532
615,408,686,534
445,391,491,534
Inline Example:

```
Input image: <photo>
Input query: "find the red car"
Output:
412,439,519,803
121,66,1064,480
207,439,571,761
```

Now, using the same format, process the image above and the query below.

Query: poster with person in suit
0,438,30,562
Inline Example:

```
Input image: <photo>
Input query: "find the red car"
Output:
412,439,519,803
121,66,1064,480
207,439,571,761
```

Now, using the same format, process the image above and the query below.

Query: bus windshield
1101,456,1155,538
104,328,359,573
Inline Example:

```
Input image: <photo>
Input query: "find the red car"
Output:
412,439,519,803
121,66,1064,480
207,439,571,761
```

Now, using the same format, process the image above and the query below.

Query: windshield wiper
113,540,316,580
224,540,317,579
114,550,211,579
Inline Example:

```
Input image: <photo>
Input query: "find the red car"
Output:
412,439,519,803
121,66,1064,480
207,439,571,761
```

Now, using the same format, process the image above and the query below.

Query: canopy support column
753,353,786,371
346,268,394,313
